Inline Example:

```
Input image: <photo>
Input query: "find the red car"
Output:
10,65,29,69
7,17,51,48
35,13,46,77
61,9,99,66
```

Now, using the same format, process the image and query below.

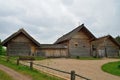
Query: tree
0,39,2,55
0,39,6,55
115,36,120,44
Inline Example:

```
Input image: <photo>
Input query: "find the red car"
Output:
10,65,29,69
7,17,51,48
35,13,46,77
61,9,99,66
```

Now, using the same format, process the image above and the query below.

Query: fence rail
18,60,90,80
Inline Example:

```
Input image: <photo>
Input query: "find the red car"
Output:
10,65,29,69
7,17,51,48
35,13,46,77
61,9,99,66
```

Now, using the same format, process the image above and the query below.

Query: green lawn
102,61,120,76
0,56,63,80
0,69,14,80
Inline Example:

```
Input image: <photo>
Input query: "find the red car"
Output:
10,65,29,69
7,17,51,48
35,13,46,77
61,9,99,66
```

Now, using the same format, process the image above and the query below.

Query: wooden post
71,70,75,80
30,61,33,70
17,59,19,65
6,56,9,62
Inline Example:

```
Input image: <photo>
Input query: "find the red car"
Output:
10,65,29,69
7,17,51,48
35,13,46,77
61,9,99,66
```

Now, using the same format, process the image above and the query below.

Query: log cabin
92,35,120,57
1,28,40,56
55,24,96,57
1,28,67,57
1,24,120,57
36,44,67,57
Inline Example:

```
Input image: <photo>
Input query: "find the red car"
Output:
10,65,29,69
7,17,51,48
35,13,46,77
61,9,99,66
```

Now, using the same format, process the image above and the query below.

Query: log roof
2,28,40,46
95,35,120,47
40,44,67,49
54,24,96,44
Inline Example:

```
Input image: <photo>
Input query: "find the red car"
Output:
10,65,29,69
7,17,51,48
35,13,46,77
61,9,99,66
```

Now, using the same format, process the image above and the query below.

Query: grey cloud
0,0,120,43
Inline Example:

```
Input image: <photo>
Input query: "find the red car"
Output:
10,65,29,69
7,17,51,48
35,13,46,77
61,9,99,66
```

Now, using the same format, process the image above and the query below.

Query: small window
92,45,96,50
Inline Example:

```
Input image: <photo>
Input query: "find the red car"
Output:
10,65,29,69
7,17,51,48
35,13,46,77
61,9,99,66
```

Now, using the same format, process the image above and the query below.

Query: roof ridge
2,28,40,46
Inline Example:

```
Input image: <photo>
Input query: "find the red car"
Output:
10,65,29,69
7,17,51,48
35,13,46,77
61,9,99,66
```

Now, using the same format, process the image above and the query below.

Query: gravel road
32,58,120,80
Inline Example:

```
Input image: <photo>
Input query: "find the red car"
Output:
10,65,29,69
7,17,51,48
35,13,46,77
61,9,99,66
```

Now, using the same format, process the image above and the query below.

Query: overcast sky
0,0,120,44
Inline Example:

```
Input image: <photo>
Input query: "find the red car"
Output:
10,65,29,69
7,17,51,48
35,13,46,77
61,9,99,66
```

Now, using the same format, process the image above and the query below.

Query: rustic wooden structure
37,44,68,57
2,29,67,57
55,24,96,57
2,24,120,57
92,35,120,57
2,28,40,56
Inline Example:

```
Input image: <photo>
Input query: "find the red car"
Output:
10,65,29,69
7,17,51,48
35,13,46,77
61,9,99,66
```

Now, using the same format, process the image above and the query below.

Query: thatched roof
40,44,67,49
2,28,40,46
95,35,120,47
54,24,96,44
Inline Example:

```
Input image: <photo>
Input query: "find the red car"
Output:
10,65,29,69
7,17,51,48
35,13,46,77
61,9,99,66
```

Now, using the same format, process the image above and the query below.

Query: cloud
0,0,120,43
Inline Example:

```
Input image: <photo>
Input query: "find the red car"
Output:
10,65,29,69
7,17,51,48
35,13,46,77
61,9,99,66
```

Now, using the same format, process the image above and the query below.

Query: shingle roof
2,28,40,46
54,24,96,44
40,44,67,49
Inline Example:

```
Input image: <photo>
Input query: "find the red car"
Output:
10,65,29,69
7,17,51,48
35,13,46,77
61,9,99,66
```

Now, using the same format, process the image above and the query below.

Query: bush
118,65,120,69
76,56,80,59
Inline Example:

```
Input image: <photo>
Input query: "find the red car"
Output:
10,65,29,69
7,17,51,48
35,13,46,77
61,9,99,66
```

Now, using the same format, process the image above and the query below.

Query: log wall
69,31,91,57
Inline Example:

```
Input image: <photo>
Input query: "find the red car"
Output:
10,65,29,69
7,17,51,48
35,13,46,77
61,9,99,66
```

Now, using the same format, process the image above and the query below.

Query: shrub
118,65,120,69
76,56,80,59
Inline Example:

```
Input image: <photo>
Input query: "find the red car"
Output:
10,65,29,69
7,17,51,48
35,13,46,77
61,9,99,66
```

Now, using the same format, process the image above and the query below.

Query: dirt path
31,58,120,80
0,64,32,80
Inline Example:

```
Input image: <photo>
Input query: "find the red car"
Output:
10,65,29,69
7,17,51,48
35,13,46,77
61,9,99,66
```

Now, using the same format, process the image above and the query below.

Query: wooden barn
1,28,40,56
36,44,68,57
1,28,67,57
91,35,120,57
55,24,96,57
2,24,120,58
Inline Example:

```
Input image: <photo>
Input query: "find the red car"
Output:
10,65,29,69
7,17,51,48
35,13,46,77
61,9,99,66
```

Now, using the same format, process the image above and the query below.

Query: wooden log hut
92,35,120,57
2,24,120,58
1,28,40,56
55,24,96,57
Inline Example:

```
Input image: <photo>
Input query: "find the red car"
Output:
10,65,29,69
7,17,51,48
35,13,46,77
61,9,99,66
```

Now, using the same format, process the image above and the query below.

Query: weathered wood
2,29,39,56
71,70,75,80
17,59,19,65
92,35,119,57
37,48,67,57
69,31,91,57
30,61,33,70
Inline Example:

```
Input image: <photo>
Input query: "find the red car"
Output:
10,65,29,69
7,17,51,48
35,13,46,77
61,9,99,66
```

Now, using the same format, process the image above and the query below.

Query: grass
102,61,120,76
0,56,63,80
0,69,14,80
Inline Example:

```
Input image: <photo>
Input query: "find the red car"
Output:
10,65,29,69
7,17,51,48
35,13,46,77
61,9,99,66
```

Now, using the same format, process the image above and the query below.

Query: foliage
0,39,6,55
0,39,2,54
0,56,62,80
0,69,14,80
102,61,120,76
76,56,80,59
115,36,120,44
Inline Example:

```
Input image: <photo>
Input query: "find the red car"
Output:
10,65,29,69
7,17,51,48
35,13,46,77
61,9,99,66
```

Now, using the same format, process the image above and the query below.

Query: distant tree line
0,39,6,55
115,36,120,44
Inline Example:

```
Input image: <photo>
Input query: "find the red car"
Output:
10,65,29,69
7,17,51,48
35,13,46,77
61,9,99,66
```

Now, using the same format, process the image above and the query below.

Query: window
92,45,96,50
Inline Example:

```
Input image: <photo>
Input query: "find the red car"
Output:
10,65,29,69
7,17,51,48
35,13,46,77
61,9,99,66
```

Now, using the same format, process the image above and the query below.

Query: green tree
115,36,120,44
0,39,2,55
0,39,6,55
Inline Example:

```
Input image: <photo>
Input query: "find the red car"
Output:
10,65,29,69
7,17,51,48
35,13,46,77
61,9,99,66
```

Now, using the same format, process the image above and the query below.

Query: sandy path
0,64,32,80
32,58,120,80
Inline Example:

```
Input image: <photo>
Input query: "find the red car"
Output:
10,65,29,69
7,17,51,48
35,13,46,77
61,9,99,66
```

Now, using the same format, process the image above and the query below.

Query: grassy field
102,61,120,76
0,56,63,80
0,69,14,80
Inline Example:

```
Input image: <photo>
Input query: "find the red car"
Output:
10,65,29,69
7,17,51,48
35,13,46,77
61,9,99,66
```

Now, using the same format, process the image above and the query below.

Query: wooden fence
17,59,90,80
